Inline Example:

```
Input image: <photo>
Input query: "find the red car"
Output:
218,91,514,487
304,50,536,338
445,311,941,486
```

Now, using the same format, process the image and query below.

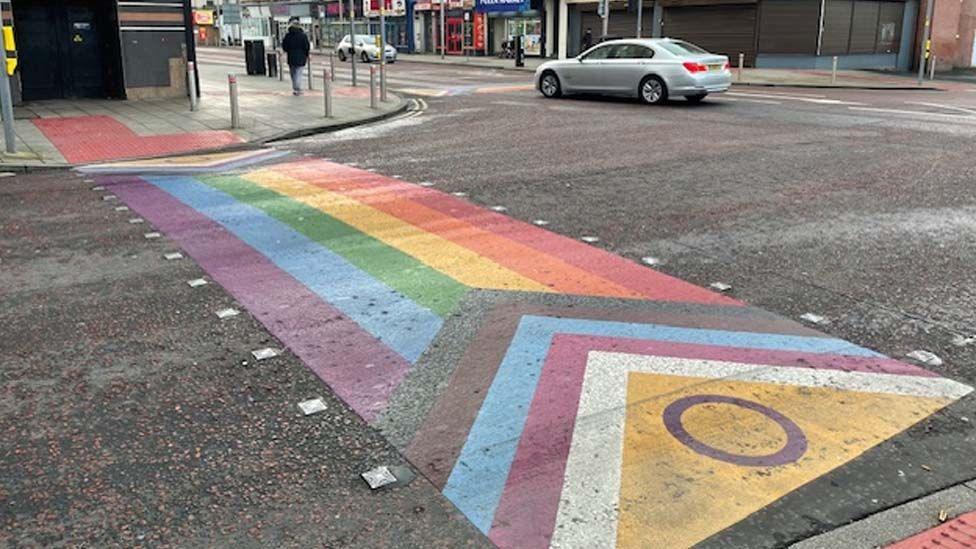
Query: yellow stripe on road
243,169,555,292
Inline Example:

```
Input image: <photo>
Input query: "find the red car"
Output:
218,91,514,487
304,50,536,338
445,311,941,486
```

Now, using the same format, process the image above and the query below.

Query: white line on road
727,91,862,105
849,106,976,121
906,101,976,115
712,96,782,105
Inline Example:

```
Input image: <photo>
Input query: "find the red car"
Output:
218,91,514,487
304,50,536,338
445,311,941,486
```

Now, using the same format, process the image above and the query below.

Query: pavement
4,60,976,547
0,62,405,169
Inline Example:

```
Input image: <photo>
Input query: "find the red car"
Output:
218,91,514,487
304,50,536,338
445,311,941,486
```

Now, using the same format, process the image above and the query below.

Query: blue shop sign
475,0,529,13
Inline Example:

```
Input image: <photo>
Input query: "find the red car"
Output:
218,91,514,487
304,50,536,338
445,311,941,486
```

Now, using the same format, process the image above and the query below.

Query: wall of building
921,0,976,68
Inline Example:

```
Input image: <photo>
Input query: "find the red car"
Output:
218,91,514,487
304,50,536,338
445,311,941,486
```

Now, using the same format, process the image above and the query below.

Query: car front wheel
539,72,562,98
639,76,668,105
338,50,347,62
361,51,370,63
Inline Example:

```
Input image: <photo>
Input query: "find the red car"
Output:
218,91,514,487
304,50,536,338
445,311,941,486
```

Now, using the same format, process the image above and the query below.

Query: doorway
446,16,464,55
12,0,124,101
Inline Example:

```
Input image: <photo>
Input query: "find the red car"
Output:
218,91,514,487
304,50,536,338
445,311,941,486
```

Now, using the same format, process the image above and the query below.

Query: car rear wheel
338,50,347,62
639,76,667,105
686,93,707,104
540,72,562,98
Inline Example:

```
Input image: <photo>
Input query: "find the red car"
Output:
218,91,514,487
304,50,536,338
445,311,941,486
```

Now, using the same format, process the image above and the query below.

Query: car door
610,44,657,95
560,43,612,92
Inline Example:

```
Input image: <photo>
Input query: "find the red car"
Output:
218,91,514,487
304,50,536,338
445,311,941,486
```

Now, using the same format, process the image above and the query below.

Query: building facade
9,0,193,103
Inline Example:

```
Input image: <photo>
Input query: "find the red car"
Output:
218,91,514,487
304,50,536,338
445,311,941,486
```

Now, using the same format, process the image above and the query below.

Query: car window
581,45,613,61
614,45,655,59
657,40,709,56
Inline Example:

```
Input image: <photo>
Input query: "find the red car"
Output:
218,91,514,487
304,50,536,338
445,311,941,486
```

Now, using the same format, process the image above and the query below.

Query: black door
13,0,115,100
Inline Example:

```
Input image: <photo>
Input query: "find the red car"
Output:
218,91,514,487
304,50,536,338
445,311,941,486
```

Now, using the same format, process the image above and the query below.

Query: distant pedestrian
581,28,593,52
281,17,311,96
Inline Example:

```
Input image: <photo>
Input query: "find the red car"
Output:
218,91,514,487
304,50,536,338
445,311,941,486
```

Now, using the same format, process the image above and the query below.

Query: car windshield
657,40,709,56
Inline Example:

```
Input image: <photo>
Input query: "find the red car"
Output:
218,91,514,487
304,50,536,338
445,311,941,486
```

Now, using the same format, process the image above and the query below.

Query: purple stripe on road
102,175,410,423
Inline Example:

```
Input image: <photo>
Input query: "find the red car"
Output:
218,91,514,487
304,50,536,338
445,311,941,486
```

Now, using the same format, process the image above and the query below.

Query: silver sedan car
535,38,731,104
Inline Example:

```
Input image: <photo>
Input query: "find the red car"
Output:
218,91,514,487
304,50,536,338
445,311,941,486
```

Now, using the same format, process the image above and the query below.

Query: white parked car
336,34,397,63
535,38,731,104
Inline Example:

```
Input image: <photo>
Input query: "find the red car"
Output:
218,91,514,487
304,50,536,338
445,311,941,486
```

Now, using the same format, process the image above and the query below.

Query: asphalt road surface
281,64,976,545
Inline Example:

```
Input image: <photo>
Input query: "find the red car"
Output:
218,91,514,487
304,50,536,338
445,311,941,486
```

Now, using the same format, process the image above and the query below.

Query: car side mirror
577,56,584,62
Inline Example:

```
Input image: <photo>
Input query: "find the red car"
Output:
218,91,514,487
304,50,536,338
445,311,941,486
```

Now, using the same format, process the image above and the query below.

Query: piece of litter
91,185,105,191
532,220,549,226
906,350,943,367
898,470,905,477
920,464,932,472
490,206,508,212
83,179,95,184
251,347,280,361
0,172,15,178
961,417,970,423
215,308,239,319
451,191,467,197
641,256,662,266
102,195,117,201
298,398,328,416
163,252,183,260
366,168,377,172
361,466,397,489
114,206,129,211
800,313,829,325
392,175,402,179
710,282,733,292
419,181,435,187
939,509,949,522
951,335,975,347
187,278,208,288
580,236,600,243
144,232,162,239
128,218,145,224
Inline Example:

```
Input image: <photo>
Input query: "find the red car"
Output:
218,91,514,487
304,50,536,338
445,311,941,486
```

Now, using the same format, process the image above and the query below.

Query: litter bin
266,52,278,78
244,39,267,75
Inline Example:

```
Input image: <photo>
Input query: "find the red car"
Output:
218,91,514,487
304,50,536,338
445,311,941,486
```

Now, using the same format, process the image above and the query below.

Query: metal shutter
849,0,881,54
580,10,639,40
757,0,819,54
820,0,853,55
662,4,758,65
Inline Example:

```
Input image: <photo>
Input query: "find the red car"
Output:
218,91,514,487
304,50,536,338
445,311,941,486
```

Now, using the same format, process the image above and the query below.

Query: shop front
477,0,545,56
414,0,486,55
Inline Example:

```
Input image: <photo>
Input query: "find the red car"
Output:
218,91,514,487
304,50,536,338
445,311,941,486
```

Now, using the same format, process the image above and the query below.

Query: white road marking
727,91,862,105
907,101,976,115
849,106,976,122
712,96,782,105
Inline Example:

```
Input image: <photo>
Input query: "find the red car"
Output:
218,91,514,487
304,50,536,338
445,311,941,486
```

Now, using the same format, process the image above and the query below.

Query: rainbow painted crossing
95,152,972,548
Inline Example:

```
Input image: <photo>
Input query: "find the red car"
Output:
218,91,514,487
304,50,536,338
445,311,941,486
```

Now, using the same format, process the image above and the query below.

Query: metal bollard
737,52,744,82
929,55,937,80
380,59,388,102
277,51,284,82
228,73,240,129
329,52,336,82
369,65,377,109
831,56,838,85
187,61,199,112
324,68,333,118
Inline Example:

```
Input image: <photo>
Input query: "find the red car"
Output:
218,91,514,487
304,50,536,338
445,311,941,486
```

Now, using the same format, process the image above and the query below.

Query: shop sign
415,1,432,9
447,0,463,8
473,13,485,50
475,0,529,12
365,0,407,15
193,10,214,25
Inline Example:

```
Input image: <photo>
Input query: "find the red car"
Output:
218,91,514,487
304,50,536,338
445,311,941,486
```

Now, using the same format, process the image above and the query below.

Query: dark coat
281,27,310,67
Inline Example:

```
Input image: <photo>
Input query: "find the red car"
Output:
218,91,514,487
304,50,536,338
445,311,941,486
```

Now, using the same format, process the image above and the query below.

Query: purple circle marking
662,394,807,467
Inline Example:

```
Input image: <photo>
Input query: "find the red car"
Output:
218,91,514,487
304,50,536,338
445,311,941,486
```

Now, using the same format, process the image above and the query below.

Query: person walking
281,17,311,96
580,28,594,52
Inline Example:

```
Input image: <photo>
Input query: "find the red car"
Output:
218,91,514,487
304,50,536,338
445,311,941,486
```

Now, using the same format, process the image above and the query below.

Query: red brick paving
33,115,243,164
886,511,976,548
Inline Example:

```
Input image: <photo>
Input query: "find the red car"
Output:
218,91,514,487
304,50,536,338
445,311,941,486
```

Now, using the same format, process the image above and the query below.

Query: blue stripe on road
146,175,441,363
443,314,883,532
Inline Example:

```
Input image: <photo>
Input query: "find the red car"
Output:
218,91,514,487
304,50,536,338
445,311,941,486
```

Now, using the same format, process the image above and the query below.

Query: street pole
0,47,15,154
324,68,333,117
918,0,935,85
379,6,387,101
636,0,643,38
601,0,609,38
440,0,446,59
349,0,358,86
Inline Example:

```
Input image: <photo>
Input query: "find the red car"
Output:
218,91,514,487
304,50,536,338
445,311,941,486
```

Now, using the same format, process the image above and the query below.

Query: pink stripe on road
489,335,937,548
102,176,410,423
